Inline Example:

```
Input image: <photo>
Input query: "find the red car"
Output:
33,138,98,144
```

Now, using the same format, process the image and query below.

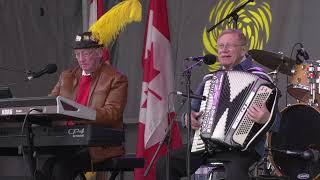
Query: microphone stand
207,0,253,32
144,93,188,179
182,60,205,180
143,114,174,180
166,117,172,180
0,66,30,74
0,65,32,84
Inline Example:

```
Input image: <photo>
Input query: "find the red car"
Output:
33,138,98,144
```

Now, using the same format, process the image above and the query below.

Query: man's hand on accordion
247,102,271,124
184,111,203,130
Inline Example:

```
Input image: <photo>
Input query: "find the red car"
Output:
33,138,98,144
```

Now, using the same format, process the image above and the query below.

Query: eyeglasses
74,50,95,59
216,43,245,50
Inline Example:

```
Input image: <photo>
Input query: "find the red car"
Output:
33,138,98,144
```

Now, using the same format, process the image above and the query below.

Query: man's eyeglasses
74,50,95,59
216,43,245,50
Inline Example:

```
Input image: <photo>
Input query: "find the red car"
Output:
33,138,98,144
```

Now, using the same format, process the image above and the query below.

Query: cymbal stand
307,62,318,107
268,69,279,86
249,132,288,179
249,134,273,178
314,61,320,107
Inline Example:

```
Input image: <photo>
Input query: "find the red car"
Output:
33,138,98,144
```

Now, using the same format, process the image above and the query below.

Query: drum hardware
288,60,320,104
268,69,279,85
271,148,320,163
268,147,320,180
268,104,320,179
248,49,293,75
248,49,297,105
249,152,289,179
248,132,289,180
307,61,320,106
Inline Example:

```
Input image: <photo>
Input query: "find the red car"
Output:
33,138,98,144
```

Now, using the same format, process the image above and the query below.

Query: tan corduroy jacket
50,63,128,163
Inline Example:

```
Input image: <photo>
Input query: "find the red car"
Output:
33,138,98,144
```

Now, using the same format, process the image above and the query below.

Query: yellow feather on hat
89,0,142,46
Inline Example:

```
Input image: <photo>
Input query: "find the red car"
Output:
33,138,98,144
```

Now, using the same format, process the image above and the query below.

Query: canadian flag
88,0,110,63
134,0,182,179
88,0,103,27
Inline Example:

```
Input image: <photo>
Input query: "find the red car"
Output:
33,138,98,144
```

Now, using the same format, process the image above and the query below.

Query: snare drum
268,104,320,179
288,61,320,103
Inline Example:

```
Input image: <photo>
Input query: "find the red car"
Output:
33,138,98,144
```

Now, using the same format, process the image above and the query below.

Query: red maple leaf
141,43,162,108
143,43,160,83
141,90,148,108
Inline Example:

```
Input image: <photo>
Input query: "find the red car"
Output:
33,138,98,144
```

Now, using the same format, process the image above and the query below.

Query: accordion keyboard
191,79,213,153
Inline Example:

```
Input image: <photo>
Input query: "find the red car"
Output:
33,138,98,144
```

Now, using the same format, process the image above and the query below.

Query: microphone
275,148,320,162
185,54,217,65
298,47,310,60
176,91,206,100
27,64,57,80
296,44,310,64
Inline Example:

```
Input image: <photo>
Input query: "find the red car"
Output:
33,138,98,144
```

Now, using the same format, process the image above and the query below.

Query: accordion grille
233,85,273,144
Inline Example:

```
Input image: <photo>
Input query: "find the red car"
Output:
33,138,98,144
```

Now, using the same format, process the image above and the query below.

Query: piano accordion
191,70,277,153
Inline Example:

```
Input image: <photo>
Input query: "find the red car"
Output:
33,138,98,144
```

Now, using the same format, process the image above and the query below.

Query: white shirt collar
221,55,247,70
82,70,91,76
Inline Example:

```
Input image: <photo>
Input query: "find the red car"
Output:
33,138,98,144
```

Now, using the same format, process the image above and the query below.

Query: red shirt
66,75,92,126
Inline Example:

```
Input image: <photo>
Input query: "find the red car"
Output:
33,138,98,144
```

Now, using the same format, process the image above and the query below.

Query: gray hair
217,29,248,46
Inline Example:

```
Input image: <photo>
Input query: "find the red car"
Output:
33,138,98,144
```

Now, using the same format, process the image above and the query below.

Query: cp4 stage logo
68,128,85,137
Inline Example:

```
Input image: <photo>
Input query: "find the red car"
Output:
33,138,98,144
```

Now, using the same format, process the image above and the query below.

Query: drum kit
248,49,320,179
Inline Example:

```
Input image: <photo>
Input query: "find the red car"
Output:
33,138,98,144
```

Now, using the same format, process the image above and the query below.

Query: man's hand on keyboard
247,102,270,124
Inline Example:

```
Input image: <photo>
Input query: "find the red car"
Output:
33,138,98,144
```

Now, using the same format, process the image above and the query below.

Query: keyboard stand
80,154,144,180
24,115,38,180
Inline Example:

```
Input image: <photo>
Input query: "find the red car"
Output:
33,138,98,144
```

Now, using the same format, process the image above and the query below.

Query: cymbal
248,49,294,75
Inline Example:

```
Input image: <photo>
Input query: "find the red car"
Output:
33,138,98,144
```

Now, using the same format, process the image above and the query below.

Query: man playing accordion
156,29,280,180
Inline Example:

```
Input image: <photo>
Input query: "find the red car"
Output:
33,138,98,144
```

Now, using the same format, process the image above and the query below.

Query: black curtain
0,0,82,97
